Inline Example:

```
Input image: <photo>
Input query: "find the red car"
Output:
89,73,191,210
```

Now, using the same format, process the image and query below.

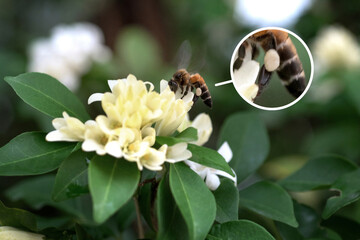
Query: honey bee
168,69,212,108
234,30,307,99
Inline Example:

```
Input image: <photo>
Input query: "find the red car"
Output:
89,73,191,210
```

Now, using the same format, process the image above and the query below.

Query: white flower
46,112,86,142
47,74,195,171
185,142,237,190
0,226,44,240
312,26,360,70
166,143,192,163
28,22,111,91
154,80,194,136
178,113,212,146
233,60,260,102
178,113,237,190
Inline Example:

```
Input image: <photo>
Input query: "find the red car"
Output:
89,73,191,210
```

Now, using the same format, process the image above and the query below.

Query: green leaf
155,127,197,146
52,151,89,201
116,200,136,232
276,201,327,240
156,174,188,240
89,155,140,224
323,169,360,219
138,183,155,230
156,136,184,146
0,132,76,176
169,162,216,240
75,223,93,240
188,144,234,176
174,127,198,142
208,220,275,240
5,175,94,224
213,178,239,223
279,155,357,191
218,112,270,182
323,215,360,240
239,181,298,227
0,200,37,231
5,72,90,121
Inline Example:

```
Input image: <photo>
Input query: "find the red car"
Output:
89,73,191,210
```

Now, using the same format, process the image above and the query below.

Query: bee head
168,80,178,92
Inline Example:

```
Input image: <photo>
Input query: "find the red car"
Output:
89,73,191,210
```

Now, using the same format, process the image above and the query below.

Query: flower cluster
28,23,111,91
47,74,193,171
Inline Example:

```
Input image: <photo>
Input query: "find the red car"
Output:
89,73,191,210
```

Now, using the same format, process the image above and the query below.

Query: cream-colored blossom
46,112,86,142
178,113,212,146
185,141,236,190
139,145,167,171
47,74,195,171
166,143,192,163
178,113,237,190
0,226,44,240
312,26,360,70
154,80,194,136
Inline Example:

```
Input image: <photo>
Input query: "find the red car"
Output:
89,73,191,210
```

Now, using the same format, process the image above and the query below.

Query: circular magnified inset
230,27,314,110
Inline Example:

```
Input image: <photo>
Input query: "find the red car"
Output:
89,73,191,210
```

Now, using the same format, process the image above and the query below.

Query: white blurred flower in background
312,26,360,71
28,23,111,91
234,0,311,27
310,26,360,102
0,226,44,240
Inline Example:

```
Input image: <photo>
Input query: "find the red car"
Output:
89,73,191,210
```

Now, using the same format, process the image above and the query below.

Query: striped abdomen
276,36,306,98
190,74,212,108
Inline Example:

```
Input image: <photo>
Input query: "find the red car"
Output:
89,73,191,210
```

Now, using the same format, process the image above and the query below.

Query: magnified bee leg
256,64,272,98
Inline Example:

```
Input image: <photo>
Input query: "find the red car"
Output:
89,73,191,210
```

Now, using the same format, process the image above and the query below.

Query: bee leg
181,84,191,99
251,43,259,60
256,64,272,98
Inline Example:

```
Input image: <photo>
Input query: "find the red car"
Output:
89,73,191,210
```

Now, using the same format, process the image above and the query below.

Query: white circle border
230,26,314,111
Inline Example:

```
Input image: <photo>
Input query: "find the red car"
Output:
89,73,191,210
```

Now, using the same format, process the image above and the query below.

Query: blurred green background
1,0,360,237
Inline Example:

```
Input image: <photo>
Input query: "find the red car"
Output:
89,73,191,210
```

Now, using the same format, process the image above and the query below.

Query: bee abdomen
200,84,212,108
279,70,306,98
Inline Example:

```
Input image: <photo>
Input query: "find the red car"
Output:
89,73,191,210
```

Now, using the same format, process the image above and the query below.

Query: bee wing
188,45,207,73
173,40,192,69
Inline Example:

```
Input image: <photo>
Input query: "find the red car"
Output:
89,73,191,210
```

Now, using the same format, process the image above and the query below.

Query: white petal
45,130,64,141
191,113,212,146
52,118,66,129
88,93,104,104
144,81,155,92
105,141,123,158
205,173,221,191
107,80,119,91
217,141,233,163
181,91,194,103
184,160,207,179
233,60,259,92
82,139,102,152
160,80,169,92
212,169,237,186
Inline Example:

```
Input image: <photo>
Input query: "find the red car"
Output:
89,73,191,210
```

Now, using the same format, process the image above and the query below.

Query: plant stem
133,196,144,239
